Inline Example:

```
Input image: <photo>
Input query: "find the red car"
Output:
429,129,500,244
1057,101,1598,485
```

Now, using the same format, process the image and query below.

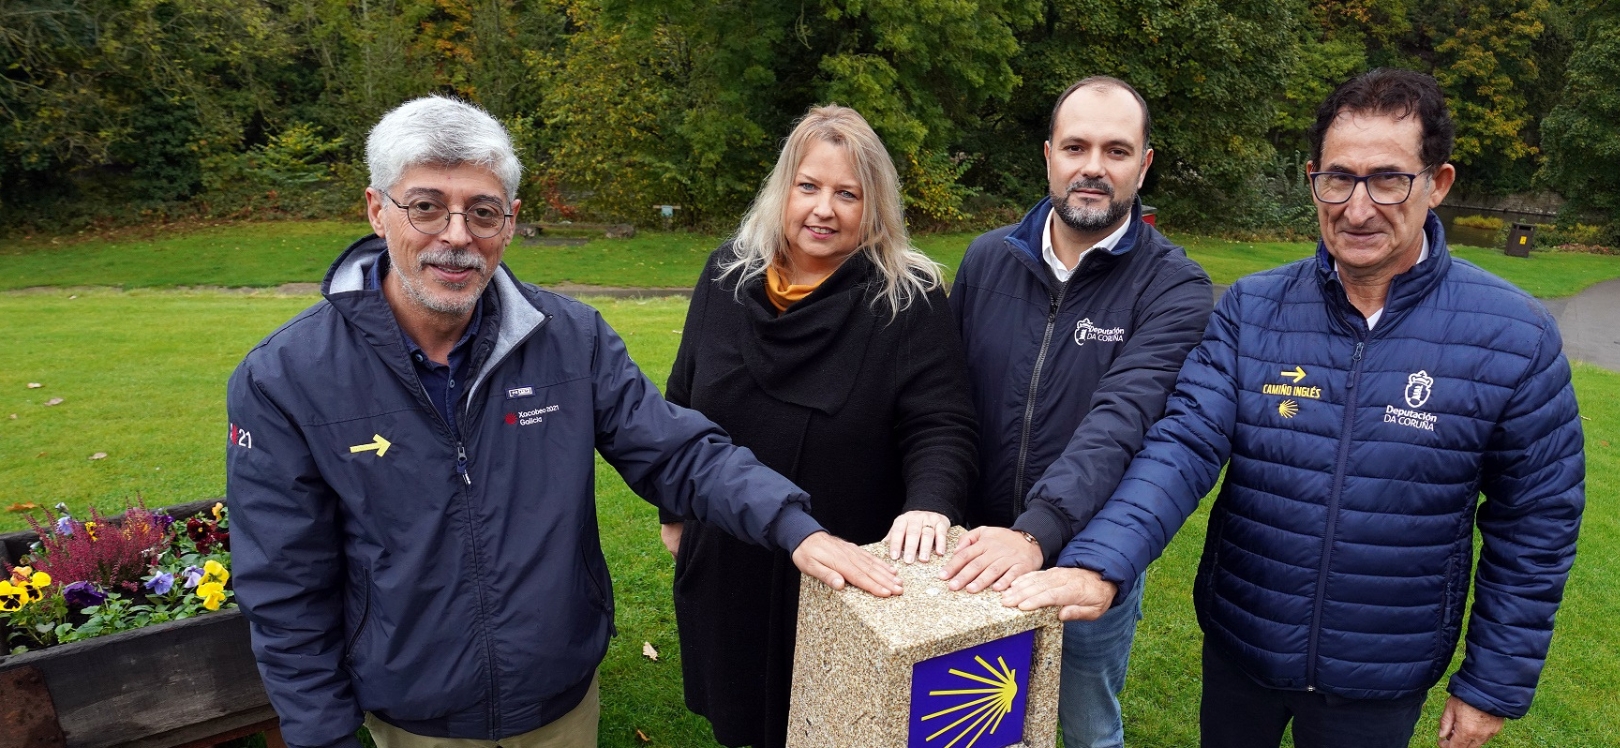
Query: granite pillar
786,528,1062,748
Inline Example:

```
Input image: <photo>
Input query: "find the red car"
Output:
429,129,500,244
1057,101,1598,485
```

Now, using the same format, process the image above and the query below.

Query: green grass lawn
1,290,1614,746
4,220,1618,298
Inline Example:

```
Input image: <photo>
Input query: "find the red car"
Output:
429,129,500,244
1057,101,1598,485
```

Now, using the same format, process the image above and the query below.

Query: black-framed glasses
381,190,512,239
1308,165,1435,205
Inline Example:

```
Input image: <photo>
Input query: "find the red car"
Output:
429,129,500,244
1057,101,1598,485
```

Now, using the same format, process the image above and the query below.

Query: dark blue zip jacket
950,197,1212,560
226,237,823,748
1058,215,1584,717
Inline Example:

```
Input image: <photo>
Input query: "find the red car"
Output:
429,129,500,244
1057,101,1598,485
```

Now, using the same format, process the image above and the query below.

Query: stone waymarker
787,528,1062,748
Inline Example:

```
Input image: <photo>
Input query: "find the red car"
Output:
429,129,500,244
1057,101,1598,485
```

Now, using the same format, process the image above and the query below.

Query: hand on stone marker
1000,566,1117,621
659,522,682,556
1437,696,1504,748
884,510,951,564
792,531,903,598
938,527,1044,593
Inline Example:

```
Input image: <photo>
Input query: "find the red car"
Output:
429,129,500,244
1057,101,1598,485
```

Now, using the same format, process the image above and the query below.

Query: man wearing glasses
225,96,900,748
1002,69,1584,748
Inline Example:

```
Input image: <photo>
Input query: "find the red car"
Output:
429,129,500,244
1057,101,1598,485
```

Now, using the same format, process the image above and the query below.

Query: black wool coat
662,247,978,747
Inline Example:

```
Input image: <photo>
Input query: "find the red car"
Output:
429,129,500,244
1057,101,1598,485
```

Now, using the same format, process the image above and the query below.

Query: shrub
1535,222,1610,248
1454,215,1506,231
24,504,170,593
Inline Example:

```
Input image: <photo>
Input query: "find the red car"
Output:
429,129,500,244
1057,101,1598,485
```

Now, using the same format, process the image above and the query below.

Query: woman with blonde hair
656,105,978,747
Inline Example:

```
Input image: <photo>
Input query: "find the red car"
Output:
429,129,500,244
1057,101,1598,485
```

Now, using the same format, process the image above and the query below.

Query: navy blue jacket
226,237,823,748
951,198,1213,560
1058,215,1584,717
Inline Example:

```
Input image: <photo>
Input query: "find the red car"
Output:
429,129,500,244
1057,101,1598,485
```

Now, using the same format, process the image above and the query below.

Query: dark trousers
1200,641,1427,748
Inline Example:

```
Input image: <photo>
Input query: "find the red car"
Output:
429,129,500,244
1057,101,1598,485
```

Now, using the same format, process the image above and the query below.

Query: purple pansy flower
144,570,175,595
182,565,205,589
54,516,74,536
62,581,107,607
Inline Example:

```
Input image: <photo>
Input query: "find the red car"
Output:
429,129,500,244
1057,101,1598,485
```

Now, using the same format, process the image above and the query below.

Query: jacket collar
322,235,548,404
1003,196,1144,291
1314,211,1452,333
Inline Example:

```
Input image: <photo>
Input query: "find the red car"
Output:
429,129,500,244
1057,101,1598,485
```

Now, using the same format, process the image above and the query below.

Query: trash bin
1505,223,1535,257
1142,204,1157,226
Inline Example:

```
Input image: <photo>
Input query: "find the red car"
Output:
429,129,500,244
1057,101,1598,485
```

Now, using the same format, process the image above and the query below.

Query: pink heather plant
24,504,169,592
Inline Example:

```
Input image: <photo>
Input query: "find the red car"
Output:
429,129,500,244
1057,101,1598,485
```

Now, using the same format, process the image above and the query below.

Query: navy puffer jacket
1058,215,1584,717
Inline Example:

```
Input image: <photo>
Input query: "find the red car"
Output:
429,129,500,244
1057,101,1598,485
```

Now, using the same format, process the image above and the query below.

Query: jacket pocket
343,568,373,665
1432,548,1465,668
1195,507,1229,604
580,543,614,616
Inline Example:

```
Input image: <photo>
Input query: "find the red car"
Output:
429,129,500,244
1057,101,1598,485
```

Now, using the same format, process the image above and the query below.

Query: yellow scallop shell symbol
1278,399,1299,418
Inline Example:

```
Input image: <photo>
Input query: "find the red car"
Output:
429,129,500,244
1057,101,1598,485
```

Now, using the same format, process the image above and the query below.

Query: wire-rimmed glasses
380,190,512,239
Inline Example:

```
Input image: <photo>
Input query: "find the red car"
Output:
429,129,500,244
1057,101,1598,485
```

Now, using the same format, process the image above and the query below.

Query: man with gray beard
225,95,900,748
942,76,1213,747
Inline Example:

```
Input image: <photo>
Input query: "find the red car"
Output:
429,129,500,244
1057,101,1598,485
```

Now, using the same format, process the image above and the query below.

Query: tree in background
1285,0,1574,197
542,0,1040,227
961,0,1305,229
0,0,1611,238
0,0,292,213
1539,4,1620,243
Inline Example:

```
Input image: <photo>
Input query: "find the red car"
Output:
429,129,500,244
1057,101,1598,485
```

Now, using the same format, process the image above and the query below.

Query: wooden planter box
0,500,277,748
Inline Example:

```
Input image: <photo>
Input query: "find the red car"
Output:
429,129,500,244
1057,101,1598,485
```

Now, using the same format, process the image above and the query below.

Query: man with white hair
226,96,901,748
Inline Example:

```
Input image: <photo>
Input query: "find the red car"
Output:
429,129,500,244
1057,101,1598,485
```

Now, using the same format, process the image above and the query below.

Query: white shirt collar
1042,208,1131,283
1348,232,1430,330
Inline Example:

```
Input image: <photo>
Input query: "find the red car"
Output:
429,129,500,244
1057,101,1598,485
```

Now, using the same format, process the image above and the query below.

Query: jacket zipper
455,442,472,486
1307,337,1365,691
452,320,546,737
409,366,501,733
1012,279,1071,515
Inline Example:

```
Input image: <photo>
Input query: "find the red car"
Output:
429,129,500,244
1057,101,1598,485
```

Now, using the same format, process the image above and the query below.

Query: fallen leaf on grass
89,452,107,460
6,503,40,513
636,729,650,742
8,414,16,419
27,382,42,388
43,398,64,406
642,641,659,661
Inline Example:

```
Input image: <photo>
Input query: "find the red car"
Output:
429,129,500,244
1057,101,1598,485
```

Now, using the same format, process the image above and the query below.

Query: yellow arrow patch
1281,366,1307,383
349,434,392,457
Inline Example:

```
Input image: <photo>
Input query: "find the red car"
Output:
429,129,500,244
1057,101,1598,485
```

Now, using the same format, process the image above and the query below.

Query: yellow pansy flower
201,559,230,586
23,571,50,601
0,580,23,612
197,581,227,611
212,502,224,521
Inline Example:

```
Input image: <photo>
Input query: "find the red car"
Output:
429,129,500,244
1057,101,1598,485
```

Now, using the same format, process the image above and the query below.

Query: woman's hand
660,522,683,556
883,510,952,564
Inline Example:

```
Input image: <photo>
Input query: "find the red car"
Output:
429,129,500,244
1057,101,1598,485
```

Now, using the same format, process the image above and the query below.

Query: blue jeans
1058,576,1145,748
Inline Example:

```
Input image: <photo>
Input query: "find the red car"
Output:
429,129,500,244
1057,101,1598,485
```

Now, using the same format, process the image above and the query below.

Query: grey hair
367,95,522,201
724,105,941,318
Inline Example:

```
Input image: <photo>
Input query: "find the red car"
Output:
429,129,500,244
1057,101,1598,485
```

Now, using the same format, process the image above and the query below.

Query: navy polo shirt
368,256,483,435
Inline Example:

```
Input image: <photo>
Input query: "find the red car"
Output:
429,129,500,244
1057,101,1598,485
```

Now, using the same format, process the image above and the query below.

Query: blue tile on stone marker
906,628,1034,748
